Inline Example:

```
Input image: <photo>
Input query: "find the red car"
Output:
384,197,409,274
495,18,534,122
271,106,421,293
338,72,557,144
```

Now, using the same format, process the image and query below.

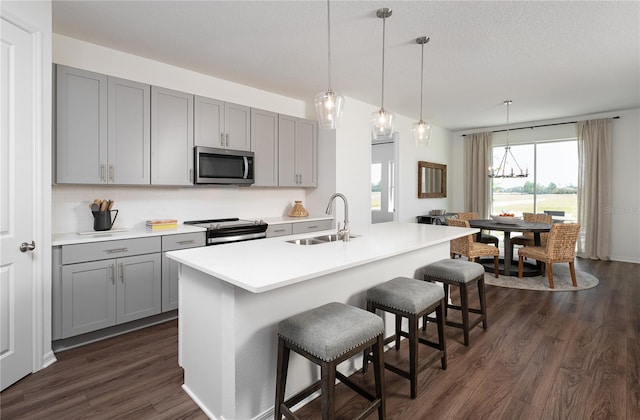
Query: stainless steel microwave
194,146,254,185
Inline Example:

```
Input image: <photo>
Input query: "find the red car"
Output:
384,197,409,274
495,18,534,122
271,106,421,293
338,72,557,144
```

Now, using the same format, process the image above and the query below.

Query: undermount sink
286,234,360,245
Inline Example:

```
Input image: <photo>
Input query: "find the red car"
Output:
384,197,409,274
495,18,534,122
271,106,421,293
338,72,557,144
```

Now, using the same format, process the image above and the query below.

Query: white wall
52,35,314,233
53,34,455,234
451,108,640,263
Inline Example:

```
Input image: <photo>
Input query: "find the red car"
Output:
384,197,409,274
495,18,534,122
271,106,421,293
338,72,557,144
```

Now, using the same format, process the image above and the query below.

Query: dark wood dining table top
468,219,552,233
466,219,552,276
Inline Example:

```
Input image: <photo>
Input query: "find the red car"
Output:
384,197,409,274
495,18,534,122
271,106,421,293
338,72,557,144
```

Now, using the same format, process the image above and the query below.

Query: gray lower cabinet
278,115,318,187
161,232,206,311
56,237,162,339
265,220,333,238
61,253,161,338
151,86,194,185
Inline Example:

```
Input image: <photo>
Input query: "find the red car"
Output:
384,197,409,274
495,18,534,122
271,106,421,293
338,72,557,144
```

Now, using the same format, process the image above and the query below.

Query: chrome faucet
325,193,350,241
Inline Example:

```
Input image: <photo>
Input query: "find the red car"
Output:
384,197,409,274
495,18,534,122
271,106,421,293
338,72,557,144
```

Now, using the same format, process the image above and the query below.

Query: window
491,140,577,219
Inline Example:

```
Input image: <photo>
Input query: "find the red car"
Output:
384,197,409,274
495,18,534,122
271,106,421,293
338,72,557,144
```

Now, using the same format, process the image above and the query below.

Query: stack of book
146,219,178,230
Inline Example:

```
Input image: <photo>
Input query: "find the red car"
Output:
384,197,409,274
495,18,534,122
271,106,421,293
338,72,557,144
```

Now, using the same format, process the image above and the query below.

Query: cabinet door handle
177,240,195,245
189,169,193,183
110,264,115,285
307,225,318,229
105,247,128,254
101,164,106,182
109,165,114,182
220,133,225,147
273,229,286,233
225,133,229,147
119,262,124,283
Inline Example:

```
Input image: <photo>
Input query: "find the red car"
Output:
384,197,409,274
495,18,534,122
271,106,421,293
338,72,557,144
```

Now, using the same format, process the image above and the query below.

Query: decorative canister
288,201,309,217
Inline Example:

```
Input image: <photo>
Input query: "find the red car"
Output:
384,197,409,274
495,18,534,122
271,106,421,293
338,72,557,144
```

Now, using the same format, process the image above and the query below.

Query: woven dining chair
511,212,553,247
448,218,499,278
455,212,499,247
517,223,581,288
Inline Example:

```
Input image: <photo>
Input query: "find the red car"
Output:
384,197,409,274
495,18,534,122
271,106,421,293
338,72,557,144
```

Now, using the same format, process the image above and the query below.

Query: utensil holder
93,209,118,231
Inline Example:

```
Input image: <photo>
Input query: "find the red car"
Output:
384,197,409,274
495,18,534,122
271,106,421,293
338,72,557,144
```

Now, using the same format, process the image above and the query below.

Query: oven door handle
243,156,249,179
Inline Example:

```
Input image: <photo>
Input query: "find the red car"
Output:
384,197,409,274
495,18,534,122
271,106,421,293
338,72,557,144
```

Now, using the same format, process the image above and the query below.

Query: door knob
19,241,36,252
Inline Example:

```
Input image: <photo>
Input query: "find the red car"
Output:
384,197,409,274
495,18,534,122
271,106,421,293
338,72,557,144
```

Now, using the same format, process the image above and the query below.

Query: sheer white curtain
464,132,492,218
576,118,613,260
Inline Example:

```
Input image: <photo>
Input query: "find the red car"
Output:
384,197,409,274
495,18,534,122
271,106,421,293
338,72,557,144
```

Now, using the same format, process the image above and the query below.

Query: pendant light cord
326,0,332,90
419,41,424,121
381,13,386,109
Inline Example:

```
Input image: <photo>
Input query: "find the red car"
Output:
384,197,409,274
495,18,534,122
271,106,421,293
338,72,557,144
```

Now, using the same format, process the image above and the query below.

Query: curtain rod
462,115,620,137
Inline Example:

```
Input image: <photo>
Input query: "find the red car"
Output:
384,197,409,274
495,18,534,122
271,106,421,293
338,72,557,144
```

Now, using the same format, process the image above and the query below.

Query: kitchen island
167,222,476,420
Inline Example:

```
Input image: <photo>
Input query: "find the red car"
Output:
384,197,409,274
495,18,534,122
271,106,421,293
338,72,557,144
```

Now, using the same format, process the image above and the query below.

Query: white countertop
51,216,332,246
167,222,478,293
52,225,207,246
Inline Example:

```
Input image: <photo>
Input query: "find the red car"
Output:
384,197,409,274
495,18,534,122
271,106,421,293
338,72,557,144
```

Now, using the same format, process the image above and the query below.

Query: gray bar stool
363,277,446,399
422,259,487,346
275,302,386,420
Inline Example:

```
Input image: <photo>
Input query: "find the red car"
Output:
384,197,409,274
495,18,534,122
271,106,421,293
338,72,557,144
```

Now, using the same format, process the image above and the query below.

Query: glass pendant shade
412,120,432,146
370,108,394,139
371,8,394,140
315,89,345,129
315,0,344,129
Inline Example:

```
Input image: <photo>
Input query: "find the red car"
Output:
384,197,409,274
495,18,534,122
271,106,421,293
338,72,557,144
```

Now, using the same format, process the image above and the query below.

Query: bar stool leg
373,334,386,420
460,282,470,346
320,361,336,420
436,300,447,370
409,314,419,399
275,338,290,420
395,314,402,350
478,276,488,329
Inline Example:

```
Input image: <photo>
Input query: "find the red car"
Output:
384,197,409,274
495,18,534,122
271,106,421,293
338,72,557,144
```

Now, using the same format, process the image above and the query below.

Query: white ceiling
52,0,640,131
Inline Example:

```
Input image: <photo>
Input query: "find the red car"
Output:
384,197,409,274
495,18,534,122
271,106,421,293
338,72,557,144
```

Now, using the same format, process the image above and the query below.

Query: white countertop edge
52,224,207,246
261,215,333,225
168,223,479,294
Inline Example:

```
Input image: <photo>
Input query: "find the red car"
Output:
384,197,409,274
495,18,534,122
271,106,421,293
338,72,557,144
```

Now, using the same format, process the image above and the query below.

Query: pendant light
412,36,432,146
488,100,529,178
314,0,344,129
370,8,394,140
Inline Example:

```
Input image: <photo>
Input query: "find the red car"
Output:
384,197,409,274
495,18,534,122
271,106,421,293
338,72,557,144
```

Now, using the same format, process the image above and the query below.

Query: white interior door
1,16,35,391
371,141,396,223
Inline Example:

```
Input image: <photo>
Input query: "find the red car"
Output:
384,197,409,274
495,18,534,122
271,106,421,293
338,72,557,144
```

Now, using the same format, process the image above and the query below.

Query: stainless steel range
183,218,268,245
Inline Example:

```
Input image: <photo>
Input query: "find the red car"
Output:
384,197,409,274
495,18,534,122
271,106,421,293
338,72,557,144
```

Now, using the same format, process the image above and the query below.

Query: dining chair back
447,218,499,277
454,212,499,247
517,223,581,288
512,213,553,247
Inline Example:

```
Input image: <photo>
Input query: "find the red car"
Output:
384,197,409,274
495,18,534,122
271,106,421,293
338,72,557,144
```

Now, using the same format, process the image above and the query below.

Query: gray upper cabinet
55,65,151,185
107,77,151,184
251,108,279,187
195,96,251,151
278,115,318,187
56,65,108,184
151,86,194,185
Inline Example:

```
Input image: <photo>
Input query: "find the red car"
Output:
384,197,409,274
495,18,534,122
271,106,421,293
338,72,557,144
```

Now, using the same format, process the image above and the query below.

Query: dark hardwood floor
1,259,638,419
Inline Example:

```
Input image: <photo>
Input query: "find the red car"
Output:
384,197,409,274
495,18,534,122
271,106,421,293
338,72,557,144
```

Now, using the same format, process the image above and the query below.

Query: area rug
484,264,599,291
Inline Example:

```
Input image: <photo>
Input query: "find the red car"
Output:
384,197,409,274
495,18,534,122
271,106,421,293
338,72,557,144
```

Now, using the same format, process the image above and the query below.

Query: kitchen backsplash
52,185,307,233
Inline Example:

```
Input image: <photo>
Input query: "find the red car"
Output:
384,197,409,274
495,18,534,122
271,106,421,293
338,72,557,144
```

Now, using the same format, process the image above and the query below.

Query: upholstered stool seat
421,259,487,346
364,277,446,399
275,302,386,420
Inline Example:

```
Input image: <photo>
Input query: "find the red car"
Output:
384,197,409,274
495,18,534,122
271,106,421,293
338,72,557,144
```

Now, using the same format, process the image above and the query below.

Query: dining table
468,219,552,276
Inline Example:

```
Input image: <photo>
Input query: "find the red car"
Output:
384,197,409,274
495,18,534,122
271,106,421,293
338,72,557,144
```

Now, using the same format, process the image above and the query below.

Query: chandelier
488,100,529,178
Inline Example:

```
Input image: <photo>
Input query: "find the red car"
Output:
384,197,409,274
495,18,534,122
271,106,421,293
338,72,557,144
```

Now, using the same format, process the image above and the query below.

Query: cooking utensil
107,200,114,211
91,203,100,212
99,200,107,211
